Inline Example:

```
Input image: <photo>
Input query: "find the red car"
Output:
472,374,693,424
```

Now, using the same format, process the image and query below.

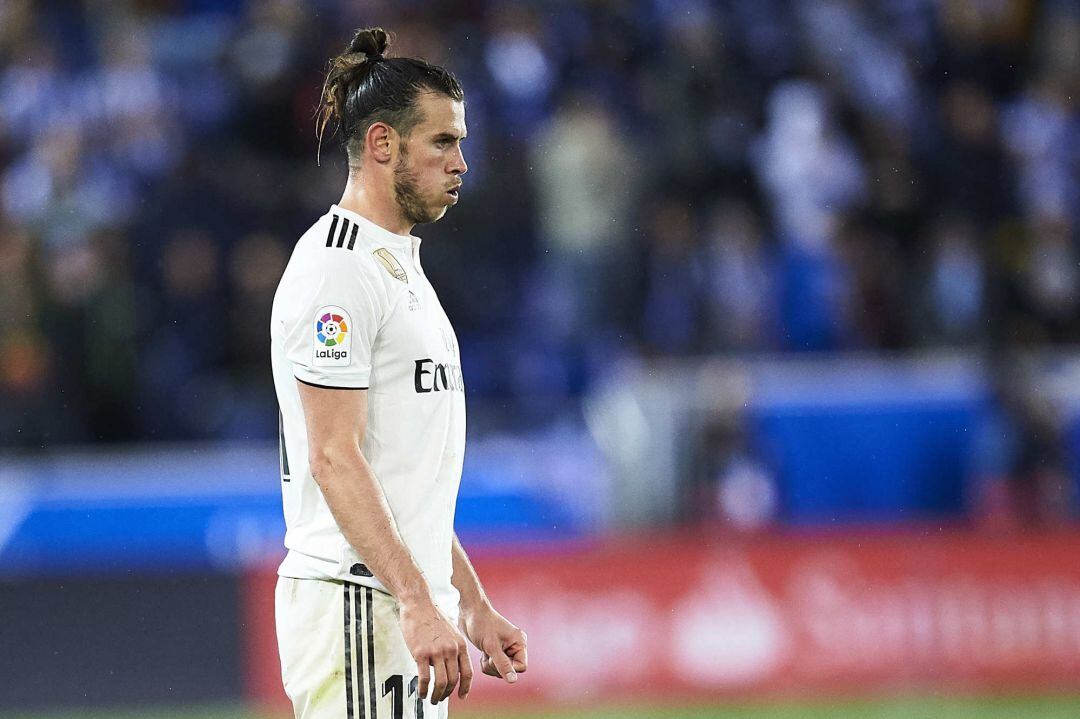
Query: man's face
393,93,468,226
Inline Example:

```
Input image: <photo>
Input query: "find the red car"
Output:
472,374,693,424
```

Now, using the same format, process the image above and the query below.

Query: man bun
348,27,390,60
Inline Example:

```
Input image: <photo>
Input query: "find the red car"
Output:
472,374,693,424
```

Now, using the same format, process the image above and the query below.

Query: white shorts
276,577,449,719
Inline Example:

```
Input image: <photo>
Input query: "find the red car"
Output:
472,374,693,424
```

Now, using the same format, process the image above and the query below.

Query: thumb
485,644,518,684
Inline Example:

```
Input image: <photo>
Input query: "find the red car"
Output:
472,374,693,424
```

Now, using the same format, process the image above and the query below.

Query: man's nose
450,148,468,175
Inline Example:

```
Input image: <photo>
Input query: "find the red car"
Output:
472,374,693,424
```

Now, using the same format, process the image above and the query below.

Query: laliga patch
312,305,352,367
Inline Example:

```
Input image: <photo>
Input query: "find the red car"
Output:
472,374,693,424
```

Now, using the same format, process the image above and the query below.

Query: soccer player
270,28,527,719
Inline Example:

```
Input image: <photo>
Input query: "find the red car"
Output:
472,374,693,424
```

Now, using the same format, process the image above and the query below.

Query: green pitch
466,694,1080,719
8,694,1080,719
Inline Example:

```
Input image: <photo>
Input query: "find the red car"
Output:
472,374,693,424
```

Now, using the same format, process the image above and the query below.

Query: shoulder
286,214,380,284
281,210,415,300
274,219,378,321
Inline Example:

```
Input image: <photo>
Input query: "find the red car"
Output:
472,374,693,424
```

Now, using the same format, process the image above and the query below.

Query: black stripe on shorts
366,587,376,717
344,584,356,719
358,584,369,718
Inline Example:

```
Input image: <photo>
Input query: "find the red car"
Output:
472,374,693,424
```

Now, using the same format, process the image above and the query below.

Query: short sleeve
284,263,383,390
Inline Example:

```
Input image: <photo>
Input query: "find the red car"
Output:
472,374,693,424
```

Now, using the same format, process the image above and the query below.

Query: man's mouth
446,186,461,202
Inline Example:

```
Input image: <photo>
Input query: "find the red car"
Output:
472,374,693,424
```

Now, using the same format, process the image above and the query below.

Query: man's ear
365,122,395,164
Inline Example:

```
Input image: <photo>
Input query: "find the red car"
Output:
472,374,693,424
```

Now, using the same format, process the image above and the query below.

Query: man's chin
408,209,447,227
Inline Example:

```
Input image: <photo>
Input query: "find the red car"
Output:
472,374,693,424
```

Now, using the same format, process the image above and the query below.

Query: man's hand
399,598,473,703
459,604,528,683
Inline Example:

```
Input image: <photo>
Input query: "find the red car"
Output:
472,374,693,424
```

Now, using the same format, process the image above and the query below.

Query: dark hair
317,27,464,165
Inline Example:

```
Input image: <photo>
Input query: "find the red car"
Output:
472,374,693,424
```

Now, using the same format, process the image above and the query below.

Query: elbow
308,453,332,482
307,443,360,482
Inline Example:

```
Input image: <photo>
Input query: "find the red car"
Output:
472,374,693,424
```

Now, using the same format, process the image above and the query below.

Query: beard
393,148,445,226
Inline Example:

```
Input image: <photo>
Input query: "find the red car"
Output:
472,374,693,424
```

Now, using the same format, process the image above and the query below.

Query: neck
338,173,412,236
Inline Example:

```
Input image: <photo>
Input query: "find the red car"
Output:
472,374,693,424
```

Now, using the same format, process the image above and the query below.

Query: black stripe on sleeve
348,223,359,251
366,588,376,719
295,377,369,391
327,214,340,247
337,218,351,248
345,584,355,719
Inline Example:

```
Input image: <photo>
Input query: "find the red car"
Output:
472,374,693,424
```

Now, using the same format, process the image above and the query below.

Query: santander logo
670,559,790,685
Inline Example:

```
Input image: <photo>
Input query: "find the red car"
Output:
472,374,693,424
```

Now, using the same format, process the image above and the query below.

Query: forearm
451,533,490,616
311,446,433,606
452,533,527,681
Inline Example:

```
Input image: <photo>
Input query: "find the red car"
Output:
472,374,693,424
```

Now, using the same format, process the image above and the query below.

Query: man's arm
452,533,528,683
297,380,472,704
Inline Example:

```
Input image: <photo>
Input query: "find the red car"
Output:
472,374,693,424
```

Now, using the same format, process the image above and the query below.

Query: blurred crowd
0,0,1078,451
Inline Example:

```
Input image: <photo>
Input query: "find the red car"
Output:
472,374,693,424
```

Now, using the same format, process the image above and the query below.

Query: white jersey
270,204,465,614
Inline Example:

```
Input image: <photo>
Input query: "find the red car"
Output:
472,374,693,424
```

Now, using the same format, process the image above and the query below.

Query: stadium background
1,0,1079,717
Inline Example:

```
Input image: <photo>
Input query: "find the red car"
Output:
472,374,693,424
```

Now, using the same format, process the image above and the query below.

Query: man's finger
443,652,460,703
457,644,473,699
416,659,431,700
415,658,430,700
486,644,518,684
431,657,449,704
507,640,528,673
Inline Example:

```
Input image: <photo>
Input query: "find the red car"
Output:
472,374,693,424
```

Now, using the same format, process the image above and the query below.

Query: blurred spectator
692,411,778,532
43,230,139,442
639,2,750,184
753,80,866,251
531,92,639,345
1019,212,1080,341
834,218,907,349
932,80,1011,223
919,215,987,346
1001,78,1078,220
637,195,706,355
699,200,777,352
139,228,226,440
0,224,37,337
0,222,65,445
798,0,919,133
223,231,288,439
753,81,864,351
969,358,1073,530
483,4,554,131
